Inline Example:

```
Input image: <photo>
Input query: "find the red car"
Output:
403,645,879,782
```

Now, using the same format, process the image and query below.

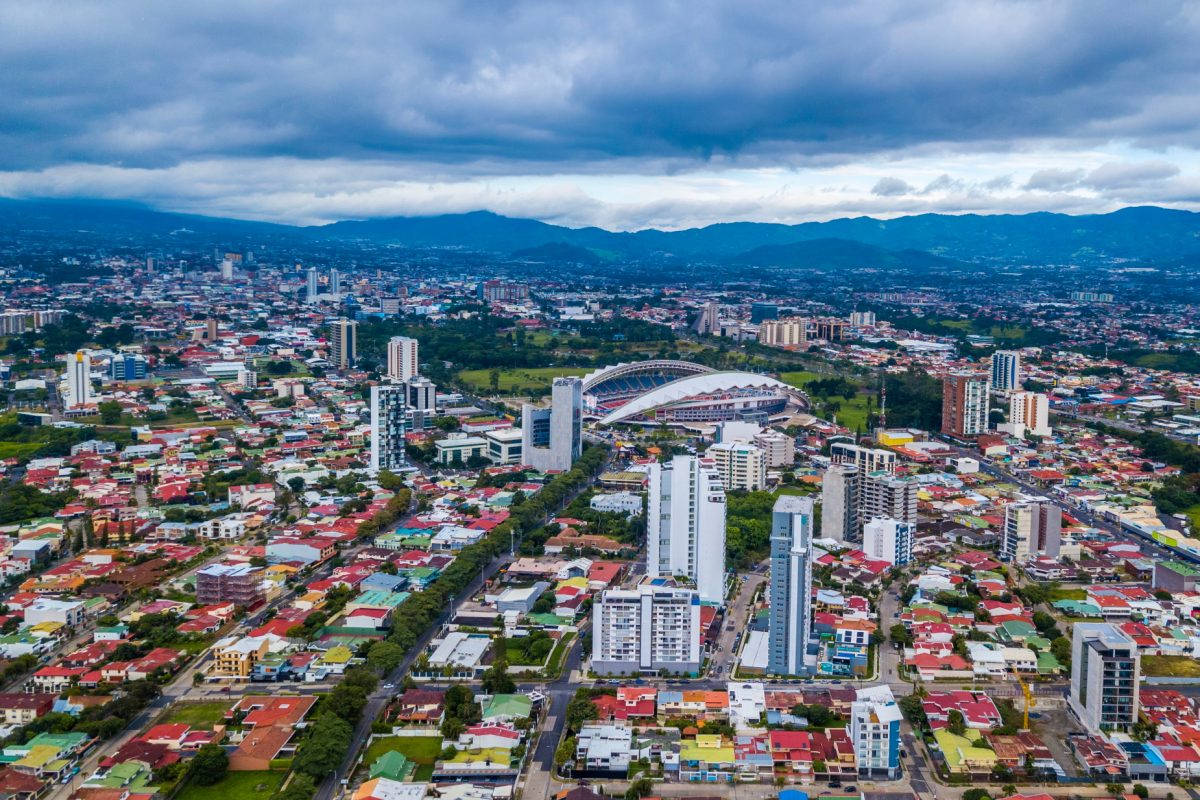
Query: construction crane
1014,671,1033,729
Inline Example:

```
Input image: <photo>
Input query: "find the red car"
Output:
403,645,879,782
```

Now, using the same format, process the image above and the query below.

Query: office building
705,442,766,491
484,428,523,465
859,471,918,530
941,372,990,438
195,564,265,606
851,685,902,779
591,584,701,676
831,441,896,474
750,303,778,323
306,267,319,302
370,384,408,474
821,464,858,542
330,318,357,370
862,518,914,566
404,375,437,430
1068,623,1139,733
1005,391,1052,438
65,350,92,408
849,310,876,327
520,377,582,473
108,353,147,381
387,336,419,382
237,367,258,389
330,269,341,295
646,455,727,604
693,303,720,335
1000,501,1062,562
991,350,1022,392
768,495,814,675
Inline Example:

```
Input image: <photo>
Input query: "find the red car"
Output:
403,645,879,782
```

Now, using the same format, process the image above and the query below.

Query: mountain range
3,197,1200,266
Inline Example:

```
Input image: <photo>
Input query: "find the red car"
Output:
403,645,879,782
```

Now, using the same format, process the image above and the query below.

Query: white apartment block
591,584,701,675
850,685,902,778
859,471,918,530
1000,501,1061,562
387,336,420,382
753,429,795,468
647,455,727,604
830,441,896,474
705,442,766,491
1003,391,1052,438
862,517,914,566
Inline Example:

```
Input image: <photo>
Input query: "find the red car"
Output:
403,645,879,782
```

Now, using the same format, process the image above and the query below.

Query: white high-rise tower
646,455,727,604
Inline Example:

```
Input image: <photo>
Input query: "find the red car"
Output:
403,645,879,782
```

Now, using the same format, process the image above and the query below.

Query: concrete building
520,377,582,473
753,429,795,468
109,353,147,381
306,267,318,302
330,268,341,295
851,685,902,779
862,518,914,566
434,434,488,465
646,455,727,604
991,350,1022,392
591,584,701,675
859,471,918,531
24,599,85,628
1000,501,1062,562
1068,623,1139,733
237,367,258,389
941,372,990,438
1153,560,1200,593
387,336,419,382
757,317,807,348
1003,391,1052,439
330,318,357,370
705,441,766,491
768,495,814,675
693,303,719,335
821,464,858,543
484,427,523,465
195,564,265,606
370,384,408,474
830,441,896,474
64,350,92,408
404,375,437,430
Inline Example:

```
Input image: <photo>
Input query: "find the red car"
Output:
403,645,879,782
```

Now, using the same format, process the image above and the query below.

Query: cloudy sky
2,0,1200,229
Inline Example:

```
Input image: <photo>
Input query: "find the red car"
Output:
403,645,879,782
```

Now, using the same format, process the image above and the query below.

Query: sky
2,0,1200,230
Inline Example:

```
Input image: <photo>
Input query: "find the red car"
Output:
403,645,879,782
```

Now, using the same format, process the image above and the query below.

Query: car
844,786,857,792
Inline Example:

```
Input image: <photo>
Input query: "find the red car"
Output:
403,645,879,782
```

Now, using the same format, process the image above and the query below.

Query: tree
97,400,123,425
274,773,316,800
889,623,912,647
482,656,516,695
625,778,653,800
189,743,229,786
293,712,352,779
962,790,990,800
948,709,967,736
366,641,405,675
1132,784,1149,799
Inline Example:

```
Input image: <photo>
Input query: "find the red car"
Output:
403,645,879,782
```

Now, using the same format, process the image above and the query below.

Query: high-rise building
821,464,858,542
753,429,795,468
831,441,896,474
591,584,701,676
693,302,720,335
237,367,258,390
1000,501,1062,562
330,318,357,370
405,375,437,431
646,455,727,604
1069,623,1139,733
330,269,341,295
862,518,914,566
705,442,766,491
849,310,876,327
859,471,918,530
387,336,419,382
370,384,408,473
991,350,1022,392
219,258,234,281
480,280,530,303
108,353,147,381
850,685,902,778
768,495,814,675
520,377,582,472
1005,391,1052,438
206,318,219,342
306,267,319,302
941,372,991,438
65,350,92,408
758,317,808,348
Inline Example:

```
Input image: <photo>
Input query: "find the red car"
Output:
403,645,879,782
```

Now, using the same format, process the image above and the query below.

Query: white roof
597,371,800,425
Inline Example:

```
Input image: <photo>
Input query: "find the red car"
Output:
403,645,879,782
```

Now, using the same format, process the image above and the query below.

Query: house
0,694,54,725
393,689,444,725
575,724,637,773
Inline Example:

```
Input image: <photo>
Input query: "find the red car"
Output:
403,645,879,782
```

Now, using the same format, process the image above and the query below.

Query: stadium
581,360,808,427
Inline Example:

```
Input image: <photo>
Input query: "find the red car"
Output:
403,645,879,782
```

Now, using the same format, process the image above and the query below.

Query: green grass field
779,370,871,431
162,700,229,728
457,367,588,395
362,735,443,781
0,442,43,460
1142,655,1200,678
1048,587,1088,602
177,771,285,800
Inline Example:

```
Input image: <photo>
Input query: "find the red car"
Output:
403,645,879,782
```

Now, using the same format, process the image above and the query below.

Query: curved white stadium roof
597,371,803,425
581,359,715,393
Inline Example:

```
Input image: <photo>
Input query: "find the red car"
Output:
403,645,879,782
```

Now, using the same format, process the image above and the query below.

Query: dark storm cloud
1,0,1200,173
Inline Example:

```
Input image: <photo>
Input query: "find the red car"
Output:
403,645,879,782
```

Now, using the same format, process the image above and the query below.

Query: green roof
1161,560,1200,577
1052,599,1102,617
933,729,997,772
482,694,532,720
369,750,414,781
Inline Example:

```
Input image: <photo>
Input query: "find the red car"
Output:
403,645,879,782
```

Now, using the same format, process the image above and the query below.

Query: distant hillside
511,241,602,265
726,237,961,270
2,197,1200,265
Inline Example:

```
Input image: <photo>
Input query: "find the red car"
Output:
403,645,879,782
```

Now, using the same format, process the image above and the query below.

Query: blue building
767,495,813,675
109,353,148,380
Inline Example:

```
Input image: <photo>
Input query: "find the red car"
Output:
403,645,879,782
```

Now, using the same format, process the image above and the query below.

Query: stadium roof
581,359,714,393
596,371,801,425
